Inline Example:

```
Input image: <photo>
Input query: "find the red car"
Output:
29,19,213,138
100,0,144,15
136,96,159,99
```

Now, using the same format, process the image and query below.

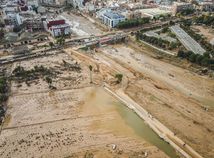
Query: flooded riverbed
80,87,179,158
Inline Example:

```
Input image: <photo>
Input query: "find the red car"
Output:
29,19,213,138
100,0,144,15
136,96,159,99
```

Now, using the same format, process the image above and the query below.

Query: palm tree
89,65,93,83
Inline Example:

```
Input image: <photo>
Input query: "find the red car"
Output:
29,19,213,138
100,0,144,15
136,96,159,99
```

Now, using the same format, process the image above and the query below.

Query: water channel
82,87,180,158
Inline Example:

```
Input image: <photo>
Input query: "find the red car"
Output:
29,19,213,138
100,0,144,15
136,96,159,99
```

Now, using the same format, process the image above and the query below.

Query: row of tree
0,77,8,104
117,17,150,29
136,33,179,50
177,50,214,70
193,14,214,26
179,8,195,16
0,77,8,124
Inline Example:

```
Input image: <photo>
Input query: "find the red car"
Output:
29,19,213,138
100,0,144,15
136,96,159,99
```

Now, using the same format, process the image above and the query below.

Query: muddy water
81,87,179,158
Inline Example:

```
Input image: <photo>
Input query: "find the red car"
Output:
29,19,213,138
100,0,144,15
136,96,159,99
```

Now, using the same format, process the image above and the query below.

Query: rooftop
103,12,125,19
139,8,171,16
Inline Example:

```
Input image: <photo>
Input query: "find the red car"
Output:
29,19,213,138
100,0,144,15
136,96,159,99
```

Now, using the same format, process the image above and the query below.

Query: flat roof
139,8,171,16
103,12,125,19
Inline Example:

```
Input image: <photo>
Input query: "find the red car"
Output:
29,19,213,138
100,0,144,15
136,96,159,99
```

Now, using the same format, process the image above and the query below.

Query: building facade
172,2,193,15
102,12,125,28
44,19,71,37
4,13,23,27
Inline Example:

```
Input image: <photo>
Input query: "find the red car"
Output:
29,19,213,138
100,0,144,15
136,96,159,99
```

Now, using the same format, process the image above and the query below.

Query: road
170,25,206,55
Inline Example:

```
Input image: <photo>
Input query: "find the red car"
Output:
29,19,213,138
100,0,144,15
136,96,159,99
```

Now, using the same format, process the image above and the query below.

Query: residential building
102,12,125,28
44,19,71,37
0,7,4,24
172,2,193,15
68,0,84,8
39,0,66,6
198,2,214,12
25,17,44,32
140,8,171,19
4,13,23,27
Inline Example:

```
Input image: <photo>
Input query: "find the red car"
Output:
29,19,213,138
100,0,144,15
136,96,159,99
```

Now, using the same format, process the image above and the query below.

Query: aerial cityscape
0,0,213,158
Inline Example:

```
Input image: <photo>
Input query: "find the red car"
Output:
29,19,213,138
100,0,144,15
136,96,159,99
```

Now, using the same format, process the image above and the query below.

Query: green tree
115,74,123,84
49,42,54,48
45,76,52,87
188,53,197,63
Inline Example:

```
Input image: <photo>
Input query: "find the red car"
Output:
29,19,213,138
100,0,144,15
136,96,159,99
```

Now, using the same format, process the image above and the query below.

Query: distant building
198,2,214,11
172,2,193,15
0,7,4,24
3,5,19,15
44,19,71,37
4,13,23,27
27,0,39,7
25,17,44,32
96,8,111,19
68,0,85,8
39,0,66,6
139,8,171,19
102,12,125,28
126,11,142,19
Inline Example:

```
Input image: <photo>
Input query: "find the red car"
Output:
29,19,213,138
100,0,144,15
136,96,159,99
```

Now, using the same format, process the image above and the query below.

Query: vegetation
12,66,58,86
13,26,22,33
0,77,8,103
177,50,214,70
49,42,54,48
89,65,93,83
56,37,65,45
0,77,8,124
84,151,94,158
117,17,150,29
115,73,123,84
193,14,214,26
0,29,4,40
136,33,179,50
179,8,195,16
45,76,52,87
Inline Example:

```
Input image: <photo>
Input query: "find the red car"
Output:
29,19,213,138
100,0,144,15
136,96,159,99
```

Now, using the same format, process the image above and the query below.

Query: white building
4,13,23,27
27,0,39,7
43,19,71,37
0,7,4,24
102,12,125,28
69,0,84,8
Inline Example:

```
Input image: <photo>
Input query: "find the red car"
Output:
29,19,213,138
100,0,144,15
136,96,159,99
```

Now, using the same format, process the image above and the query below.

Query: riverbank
104,84,202,158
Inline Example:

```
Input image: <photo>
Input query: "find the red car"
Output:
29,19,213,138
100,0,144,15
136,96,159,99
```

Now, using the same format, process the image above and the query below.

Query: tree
0,29,4,39
195,54,203,65
56,37,65,45
115,74,123,84
188,53,197,63
13,26,22,33
49,42,54,48
45,76,52,87
89,65,93,83
169,42,177,49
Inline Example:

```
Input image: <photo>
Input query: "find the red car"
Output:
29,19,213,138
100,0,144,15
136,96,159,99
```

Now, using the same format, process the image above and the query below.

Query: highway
170,25,206,55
